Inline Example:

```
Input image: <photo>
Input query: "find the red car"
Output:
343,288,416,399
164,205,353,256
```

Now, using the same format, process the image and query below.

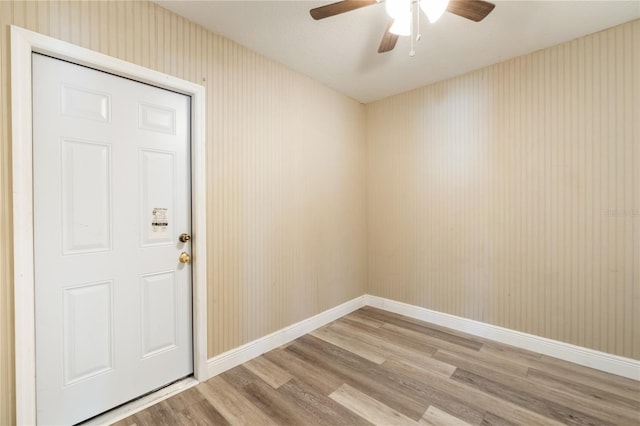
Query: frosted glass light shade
389,13,411,36
386,0,411,19
420,0,450,23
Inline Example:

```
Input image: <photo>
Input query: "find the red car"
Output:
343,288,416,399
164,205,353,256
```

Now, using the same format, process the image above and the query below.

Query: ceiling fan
310,0,495,54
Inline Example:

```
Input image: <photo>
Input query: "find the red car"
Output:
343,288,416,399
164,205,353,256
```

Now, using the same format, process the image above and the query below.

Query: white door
32,53,193,425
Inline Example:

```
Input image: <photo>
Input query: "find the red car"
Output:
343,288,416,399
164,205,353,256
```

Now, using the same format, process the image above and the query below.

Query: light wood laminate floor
113,307,640,425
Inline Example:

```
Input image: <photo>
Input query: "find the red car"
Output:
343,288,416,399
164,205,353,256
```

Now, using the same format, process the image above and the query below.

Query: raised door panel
141,272,178,358
63,281,114,385
61,84,112,123
61,139,112,254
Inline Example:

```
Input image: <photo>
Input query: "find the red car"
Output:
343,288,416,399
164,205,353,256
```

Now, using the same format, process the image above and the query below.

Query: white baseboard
364,295,640,381
206,295,366,378
205,294,639,382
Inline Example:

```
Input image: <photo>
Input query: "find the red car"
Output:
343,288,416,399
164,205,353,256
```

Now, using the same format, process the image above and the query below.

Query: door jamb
11,26,208,425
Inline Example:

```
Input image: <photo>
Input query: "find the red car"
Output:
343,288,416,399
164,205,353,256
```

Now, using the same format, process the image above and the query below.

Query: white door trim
11,26,208,425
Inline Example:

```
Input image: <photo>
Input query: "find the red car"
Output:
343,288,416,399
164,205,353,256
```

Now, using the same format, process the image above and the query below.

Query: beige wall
367,20,639,360
0,1,367,423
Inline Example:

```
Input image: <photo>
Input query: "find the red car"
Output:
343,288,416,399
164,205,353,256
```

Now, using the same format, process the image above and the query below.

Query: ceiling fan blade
447,0,495,22
310,0,378,20
378,20,399,53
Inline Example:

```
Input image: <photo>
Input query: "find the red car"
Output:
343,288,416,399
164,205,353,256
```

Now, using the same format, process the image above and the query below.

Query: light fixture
390,12,412,36
383,0,451,56
385,0,411,19
420,0,450,23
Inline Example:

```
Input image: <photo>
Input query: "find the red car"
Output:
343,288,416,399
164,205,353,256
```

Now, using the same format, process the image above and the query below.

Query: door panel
33,53,193,425
139,102,176,134
141,271,178,358
63,281,114,385
61,138,112,253
60,84,111,123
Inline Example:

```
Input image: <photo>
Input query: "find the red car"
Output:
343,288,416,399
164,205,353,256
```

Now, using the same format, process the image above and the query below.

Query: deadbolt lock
179,233,191,243
179,252,191,264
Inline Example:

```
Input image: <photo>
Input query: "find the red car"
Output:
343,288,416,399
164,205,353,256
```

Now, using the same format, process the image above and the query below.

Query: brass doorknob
179,252,191,264
179,233,191,243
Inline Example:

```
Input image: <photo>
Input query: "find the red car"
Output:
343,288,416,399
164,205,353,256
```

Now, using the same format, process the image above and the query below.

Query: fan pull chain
416,0,422,41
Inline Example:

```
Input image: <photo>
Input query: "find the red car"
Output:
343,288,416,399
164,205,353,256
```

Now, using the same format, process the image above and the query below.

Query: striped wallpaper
0,1,637,423
0,1,367,423
367,20,639,360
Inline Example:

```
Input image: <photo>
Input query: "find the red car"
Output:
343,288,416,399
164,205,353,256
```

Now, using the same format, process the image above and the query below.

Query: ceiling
156,0,640,103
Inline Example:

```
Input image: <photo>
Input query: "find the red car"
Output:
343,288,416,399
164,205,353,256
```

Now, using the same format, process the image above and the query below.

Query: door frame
11,26,208,425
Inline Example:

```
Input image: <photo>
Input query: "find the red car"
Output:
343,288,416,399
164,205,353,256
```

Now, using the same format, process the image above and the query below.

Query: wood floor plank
359,307,483,350
220,364,257,388
195,377,278,425
539,354,640,390
528,367,640,410
277,379,373,426
343,310,386,328
360,307,493,344
328,320,404,357
483,342,640,402
433,348,528,379
288,335,430,420
383,353,456,381
526,368,640,420
226,376,319,425
381,322,484,356
145,401,180,426
330,320,444,369
480,412,518,426
310,325,388,364
130,408,155,426
433,348,636,425
419,405,473,426
385,352,457,379
452,369,615,426
164,386,207,413
225,356,365,426
384,356,566,425
379,357,487,425
176,399,230,426
263,347,345,396
330,383,418,426
338,316,439,355
479,340,544,364
110,417,137,426
530,357,640,401
243,354,294,388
